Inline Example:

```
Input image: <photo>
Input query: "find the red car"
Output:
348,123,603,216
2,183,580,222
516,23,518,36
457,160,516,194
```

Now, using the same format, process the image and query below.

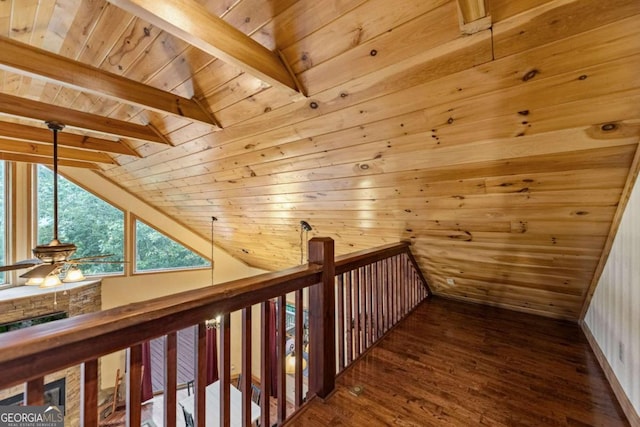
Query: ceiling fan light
25,277,45,286
40,274,63,289
63,266,85,283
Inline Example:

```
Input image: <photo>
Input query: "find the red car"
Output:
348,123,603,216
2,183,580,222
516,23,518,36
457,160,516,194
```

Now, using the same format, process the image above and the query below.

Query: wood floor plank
289,298,629,426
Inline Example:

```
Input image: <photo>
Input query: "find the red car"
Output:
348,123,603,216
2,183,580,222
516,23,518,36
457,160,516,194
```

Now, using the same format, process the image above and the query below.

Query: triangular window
135,220,210,272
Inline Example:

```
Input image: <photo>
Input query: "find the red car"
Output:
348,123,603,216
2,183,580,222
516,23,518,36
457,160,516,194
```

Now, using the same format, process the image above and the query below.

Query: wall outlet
446,278,455,285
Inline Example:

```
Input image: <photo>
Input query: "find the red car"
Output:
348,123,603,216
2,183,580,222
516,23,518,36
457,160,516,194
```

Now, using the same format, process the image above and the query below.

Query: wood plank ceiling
0,0,638,320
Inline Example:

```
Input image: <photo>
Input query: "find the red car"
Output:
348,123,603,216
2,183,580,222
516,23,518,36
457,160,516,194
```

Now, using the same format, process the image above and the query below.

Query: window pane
37,166,124,275
135,220,210,272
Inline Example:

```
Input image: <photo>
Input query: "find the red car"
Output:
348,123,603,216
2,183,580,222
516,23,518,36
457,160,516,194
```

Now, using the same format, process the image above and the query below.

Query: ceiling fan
0,121,121,286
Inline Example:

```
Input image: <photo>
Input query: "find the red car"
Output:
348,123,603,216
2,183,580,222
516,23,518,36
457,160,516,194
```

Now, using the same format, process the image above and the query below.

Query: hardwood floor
288,297,629,426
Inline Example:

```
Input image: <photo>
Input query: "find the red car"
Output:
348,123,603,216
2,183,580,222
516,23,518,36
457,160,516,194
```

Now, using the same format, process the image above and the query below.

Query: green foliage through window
37,166,124,275
135,220,210,272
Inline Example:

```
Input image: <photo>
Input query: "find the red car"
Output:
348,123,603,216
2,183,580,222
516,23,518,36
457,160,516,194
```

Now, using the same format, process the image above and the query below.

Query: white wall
59,168,267,387
584,177,640,415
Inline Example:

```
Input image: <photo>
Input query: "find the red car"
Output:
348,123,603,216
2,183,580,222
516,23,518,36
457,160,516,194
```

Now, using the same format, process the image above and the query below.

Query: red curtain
141,341,154,402
269,299,278,397
206,326,219,385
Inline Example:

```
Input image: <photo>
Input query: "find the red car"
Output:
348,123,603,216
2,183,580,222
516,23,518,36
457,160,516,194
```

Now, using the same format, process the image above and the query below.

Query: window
36,165,124,275
135,220,209,272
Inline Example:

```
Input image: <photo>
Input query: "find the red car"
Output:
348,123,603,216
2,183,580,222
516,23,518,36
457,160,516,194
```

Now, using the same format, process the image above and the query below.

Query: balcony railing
0,238,430,427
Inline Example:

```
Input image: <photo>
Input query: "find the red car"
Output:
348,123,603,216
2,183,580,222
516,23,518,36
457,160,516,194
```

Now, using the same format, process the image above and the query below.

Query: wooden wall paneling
283,0,450,76
492,0,640,59
201,73,270,113
55,0,112,60
105,107,433,182
119,125,638,193
487,0,551,22
437,285,582,318
134,143,636,204
296,1,461,94
221,0,297,41
107,0,301,97
14,0,57,99
0,0,12,38
8,0,39,45
212,12,637,150
255,0,368,52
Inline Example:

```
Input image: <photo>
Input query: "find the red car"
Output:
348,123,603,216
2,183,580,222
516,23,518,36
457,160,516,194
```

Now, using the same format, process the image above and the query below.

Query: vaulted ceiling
0,0,638,320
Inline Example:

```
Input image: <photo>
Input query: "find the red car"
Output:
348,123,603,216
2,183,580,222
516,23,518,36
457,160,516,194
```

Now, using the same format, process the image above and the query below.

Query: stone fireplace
0,280,101,427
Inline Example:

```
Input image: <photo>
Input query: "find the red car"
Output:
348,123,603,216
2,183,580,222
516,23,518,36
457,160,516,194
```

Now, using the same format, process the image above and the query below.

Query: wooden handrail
335,241,431,295
0,263,322,389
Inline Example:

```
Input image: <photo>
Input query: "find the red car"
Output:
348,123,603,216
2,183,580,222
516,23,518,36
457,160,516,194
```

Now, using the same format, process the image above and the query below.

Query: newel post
308,237,336,399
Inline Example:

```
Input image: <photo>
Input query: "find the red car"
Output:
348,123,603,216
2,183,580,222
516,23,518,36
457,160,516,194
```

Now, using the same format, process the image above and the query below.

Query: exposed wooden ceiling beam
457,0,491,34
458,0,487,23
0,36,219,128
107,0,305,99
0,152,98,169
0,92,169,144
0,121,139,157
0,138,116,164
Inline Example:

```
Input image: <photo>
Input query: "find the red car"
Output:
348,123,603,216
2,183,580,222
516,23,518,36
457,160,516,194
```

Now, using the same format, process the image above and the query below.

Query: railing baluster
361,266,368,350
26,377,44,405
127,344,143,427
220,313,231,427
242,307,252,427
345,272,353,366
294,289,304,407
351,270,362,358
337,275,345,372
368,264,374,346
260,301,271,427
165,333,177,427
196,323,207,427
277,295,287,424
371,262,378,343
82,359,98,427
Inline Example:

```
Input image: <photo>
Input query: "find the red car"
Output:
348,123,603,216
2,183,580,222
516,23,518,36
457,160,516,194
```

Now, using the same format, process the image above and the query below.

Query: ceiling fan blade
67,254,115,262
73,260,128,264
20,263,61,279
0,259,42,272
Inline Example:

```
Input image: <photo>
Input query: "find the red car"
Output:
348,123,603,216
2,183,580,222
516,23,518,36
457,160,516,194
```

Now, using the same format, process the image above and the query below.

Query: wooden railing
0,239,429,427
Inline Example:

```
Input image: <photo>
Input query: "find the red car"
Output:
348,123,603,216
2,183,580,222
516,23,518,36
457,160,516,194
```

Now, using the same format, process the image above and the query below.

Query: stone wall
0,280,101,427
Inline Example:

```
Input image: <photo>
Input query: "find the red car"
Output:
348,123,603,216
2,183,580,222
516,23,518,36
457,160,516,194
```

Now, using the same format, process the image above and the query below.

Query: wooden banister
0,239,430,427
0,263,322,389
